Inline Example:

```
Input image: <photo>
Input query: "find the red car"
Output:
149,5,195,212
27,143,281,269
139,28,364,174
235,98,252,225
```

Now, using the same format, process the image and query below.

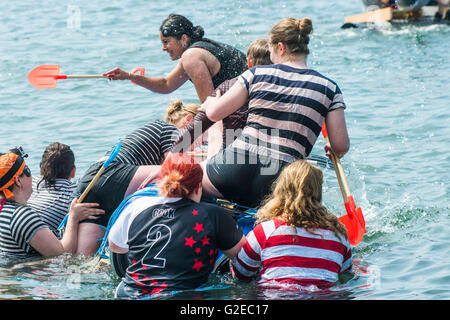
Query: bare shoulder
182,47,217,68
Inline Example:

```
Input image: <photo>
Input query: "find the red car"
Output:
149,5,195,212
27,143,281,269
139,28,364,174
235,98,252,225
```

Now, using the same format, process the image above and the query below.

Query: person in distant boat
231,160,353,289
27,142,77,234
195,17,350,208
361,0,398,9
103,13,248,104
108,153,246,299
72,100,201,256
0,149,104,259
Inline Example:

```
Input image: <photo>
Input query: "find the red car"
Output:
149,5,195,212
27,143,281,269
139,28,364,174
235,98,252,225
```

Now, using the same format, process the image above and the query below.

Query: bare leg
124,165,161,197
206,121,223,160
76,165,161,256
76,223,105,256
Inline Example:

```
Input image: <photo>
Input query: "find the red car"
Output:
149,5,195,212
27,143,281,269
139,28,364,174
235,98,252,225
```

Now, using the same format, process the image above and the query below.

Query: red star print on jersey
185,236,196,247
192,209,199,215
195,247,201,254
193,223,204,233
201,236,210,246
192,259,204,272
151,282,168,295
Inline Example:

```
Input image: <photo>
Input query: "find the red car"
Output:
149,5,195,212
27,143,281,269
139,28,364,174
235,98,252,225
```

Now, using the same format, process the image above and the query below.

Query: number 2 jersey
109,196,243,296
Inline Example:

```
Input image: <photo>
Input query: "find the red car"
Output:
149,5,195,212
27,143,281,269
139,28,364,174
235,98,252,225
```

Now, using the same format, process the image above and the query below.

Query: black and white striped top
109,120,180,166
231,64,346,163
27,177,77,232
0,201,47,257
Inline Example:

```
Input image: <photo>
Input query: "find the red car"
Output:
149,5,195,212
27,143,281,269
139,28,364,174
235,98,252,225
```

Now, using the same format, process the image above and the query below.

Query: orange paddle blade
339,196,366,246
339,213,364,246
130,67,145,85
27,65,60,89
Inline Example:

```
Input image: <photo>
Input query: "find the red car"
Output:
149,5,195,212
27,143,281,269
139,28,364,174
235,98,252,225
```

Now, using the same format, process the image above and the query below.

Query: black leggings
206,148,289,208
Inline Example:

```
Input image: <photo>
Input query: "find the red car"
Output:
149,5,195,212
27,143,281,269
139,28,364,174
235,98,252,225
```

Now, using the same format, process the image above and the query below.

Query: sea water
0,0,449,300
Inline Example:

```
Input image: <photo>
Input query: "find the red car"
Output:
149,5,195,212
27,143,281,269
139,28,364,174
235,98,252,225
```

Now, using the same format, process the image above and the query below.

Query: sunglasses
23,165,31,177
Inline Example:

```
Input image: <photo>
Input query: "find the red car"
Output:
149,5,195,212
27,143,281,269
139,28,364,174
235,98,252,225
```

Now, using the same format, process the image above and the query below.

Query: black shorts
206,148,289,208
72,161,138,227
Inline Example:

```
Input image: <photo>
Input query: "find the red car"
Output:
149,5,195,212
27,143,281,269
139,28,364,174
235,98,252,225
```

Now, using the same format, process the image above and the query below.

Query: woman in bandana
0,149,103,258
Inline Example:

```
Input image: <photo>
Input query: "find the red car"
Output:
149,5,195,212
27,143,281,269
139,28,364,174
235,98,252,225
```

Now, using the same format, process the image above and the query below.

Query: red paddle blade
339,213,365,246
130,67,145,85
340,196,366,246
27,65,60,89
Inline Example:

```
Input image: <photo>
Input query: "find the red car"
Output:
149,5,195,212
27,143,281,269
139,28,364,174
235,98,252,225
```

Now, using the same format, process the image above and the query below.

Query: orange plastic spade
322,123,366,245
27,65,107,89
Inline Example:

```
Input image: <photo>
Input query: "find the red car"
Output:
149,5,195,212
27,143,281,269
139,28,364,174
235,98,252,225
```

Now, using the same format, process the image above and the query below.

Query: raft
342,5,449,28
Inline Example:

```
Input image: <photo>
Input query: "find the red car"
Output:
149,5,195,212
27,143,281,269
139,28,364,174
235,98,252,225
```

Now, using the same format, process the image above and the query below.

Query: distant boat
342,5,449,28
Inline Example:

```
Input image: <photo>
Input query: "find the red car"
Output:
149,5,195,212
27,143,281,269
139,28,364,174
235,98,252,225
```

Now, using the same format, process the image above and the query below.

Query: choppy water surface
0,0,449,300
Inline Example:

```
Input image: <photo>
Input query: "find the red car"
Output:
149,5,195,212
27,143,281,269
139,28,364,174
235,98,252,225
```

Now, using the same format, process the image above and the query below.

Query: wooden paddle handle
66,75,107,79
323,131,351,202
78,166,105,203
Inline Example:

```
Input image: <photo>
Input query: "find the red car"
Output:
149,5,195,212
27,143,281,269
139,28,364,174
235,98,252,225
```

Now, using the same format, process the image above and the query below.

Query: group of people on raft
0,14,353,299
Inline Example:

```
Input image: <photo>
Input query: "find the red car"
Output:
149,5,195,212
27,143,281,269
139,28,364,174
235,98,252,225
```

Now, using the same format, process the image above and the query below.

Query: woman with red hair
108,153,246,299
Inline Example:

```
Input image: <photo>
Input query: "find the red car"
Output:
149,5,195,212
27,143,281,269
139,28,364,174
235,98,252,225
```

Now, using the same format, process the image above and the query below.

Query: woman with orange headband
0,150,104,258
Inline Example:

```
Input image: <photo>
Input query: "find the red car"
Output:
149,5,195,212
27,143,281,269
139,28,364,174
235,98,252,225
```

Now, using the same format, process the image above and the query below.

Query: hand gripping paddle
322,124,366,245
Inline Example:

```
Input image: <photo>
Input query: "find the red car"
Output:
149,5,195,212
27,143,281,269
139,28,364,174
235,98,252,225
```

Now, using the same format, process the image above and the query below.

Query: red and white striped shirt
231,219,352,289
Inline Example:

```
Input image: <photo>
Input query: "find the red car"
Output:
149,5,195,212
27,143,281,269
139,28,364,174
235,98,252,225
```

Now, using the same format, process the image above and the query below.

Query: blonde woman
231,160,352,289
73,100,200,256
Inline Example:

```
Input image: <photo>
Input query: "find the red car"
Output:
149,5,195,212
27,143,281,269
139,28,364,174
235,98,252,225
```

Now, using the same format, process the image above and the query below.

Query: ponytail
159,153,203,198
268,17,313,56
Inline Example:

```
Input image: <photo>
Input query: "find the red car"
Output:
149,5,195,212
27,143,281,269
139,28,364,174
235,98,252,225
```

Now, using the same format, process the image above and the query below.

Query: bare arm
204,81,248,122
181,49,215,103
104,62,189,94
222,235,247,260
324,108,350,159
109,240,129,254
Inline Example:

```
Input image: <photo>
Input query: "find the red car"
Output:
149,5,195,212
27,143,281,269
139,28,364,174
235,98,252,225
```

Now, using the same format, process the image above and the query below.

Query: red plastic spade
322,124,366,245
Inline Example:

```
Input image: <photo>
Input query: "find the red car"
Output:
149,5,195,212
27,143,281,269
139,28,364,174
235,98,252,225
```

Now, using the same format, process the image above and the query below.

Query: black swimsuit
188,38,247,89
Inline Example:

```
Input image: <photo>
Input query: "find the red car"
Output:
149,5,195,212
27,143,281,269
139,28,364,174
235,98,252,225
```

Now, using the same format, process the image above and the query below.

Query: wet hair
246,38,272,66
159,153,203,198
256,160,348,240
38,142,75,189
268,17,313,56
165,100,200,127
160,14,204,43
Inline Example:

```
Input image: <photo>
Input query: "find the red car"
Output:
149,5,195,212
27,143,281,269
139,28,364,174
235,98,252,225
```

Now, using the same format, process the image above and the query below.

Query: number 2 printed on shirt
141,224,172,268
